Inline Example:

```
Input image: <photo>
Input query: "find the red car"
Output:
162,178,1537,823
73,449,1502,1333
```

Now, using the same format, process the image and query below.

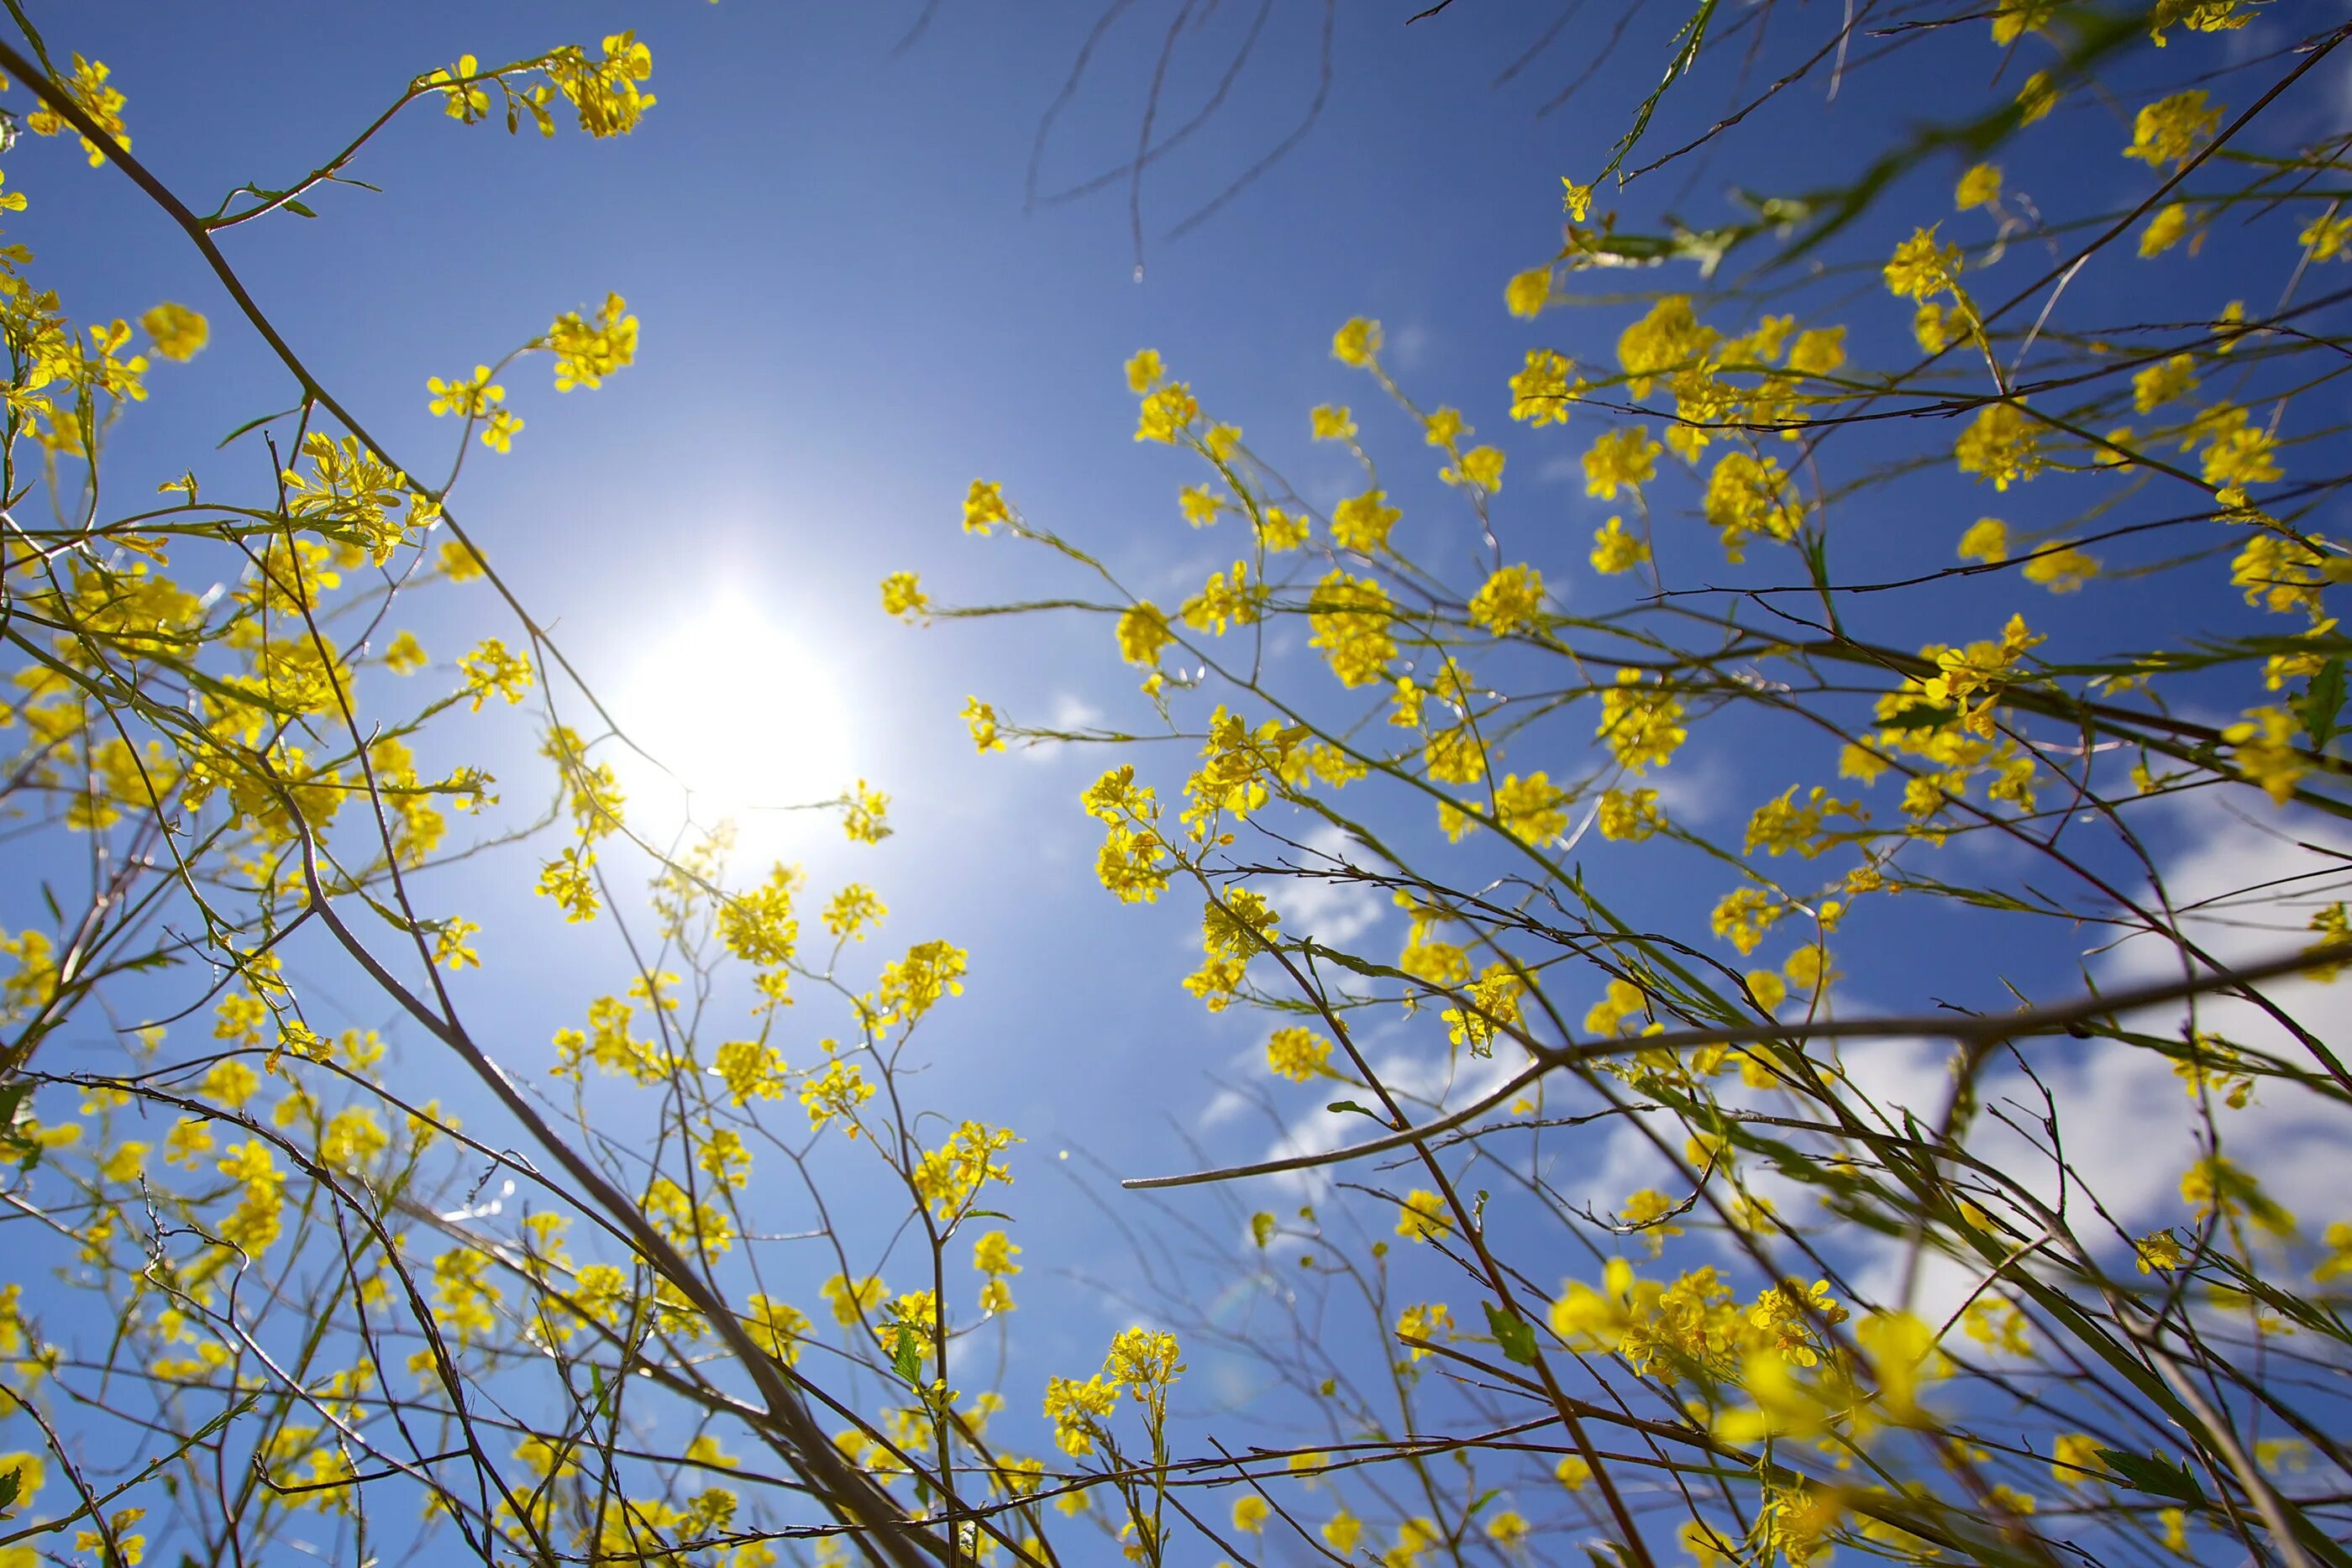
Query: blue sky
13,0,2352,1559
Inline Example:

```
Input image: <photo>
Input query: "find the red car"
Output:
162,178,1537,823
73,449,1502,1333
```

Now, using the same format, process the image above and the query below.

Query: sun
611,595,858,843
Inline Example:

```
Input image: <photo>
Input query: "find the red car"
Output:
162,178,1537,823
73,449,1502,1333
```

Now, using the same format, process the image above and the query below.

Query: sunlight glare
613,595,858,844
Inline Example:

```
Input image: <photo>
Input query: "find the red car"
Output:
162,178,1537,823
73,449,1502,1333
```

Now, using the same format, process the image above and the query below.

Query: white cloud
1389,322,1432,374
1017,690,1110,766
1048,691,1105,732
1844,802,2352,1316
1196,1086,1252,1133
1253,1019,1531,1198
1536,454,1584,487
1270,824,1389,948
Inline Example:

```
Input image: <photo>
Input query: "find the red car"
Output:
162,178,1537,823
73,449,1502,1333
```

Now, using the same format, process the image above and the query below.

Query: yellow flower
1591,515,1649,576
1331,488,1400,553
1619,296,1717,394
713,1040,786,1105
2223,705,2305,805
1955,403,2044,490
961,696,1005,753
1561,177,1593,220
2125,90,2223,169
1396,1188,1452,1242
1711,887,1783,955
1785,326,1845,377
438,538,486,580
1955,162,2002,212
1307,571,1396,688
536,847,600,922
1468,564,1544,636
1048,1372,1119,1457
140,302,207,361
1508,348,1576,426
1266,1026,1331,1083
1116,601,1173,667
1124,348,1164,392
2181,1151,2296,1235
1597,786,1663,841
2132,354,2199,415
458,637,532,711
1258,505,1310,550
1884,226,1962,301
1504,267,1551,319
2202,415,2281,492
1310,404,1357,441
1231,1494,1269,1534
383,630,428,674
1703,450,1802,560
26,53,129,165
0,1451,45,1524
821,1272,885,1328
963,479,1011,535
843,780,893,844
879,571,929,621
2313,1221,2352,1282
2300,211,2352,262
1395,1301,1453,1361
1957,517,2007,564
1323,1511,1362,1555
2051,1432,2110,1486
428,365,503,419
1135,380,1199,442
2149,0,2251,45
1583,427,1660,499
1598,669,1687,772
1914,300,1956,354
1443,445,1504,490
2140,202,2192,258
2017,71,2058,124
548,292,638,391
543,32,658,138
2021,542,2099,593
1991,0,2056,43
1105,1325,1184,1400
1491,773,1568,844
744,1294,810,1363
1331,317,1383,367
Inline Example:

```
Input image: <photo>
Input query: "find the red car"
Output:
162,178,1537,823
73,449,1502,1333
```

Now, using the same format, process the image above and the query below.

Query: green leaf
2297,658,2344,750
1484,1302,1537,1366
1881,703,1958,732
0,1463,20,1518
1594,0,1720,186
217,405,302,450
890,1322,924,1386
282,198,318,218
2094,1448,2204,1504
1325,1099,1382,1121
589,1364,612,1422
